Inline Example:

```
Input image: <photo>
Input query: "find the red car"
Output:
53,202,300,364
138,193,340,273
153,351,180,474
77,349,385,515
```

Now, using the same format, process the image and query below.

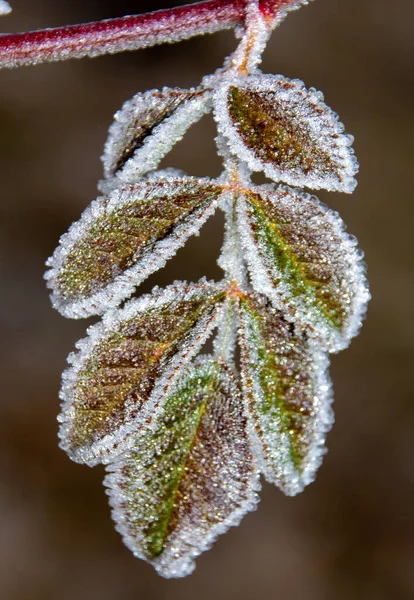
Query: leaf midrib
144,368,218,559
247,194,341,330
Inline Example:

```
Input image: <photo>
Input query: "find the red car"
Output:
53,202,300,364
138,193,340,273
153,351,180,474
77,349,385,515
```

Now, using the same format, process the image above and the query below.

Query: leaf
0,1,11,15
237,185,370,351
238,292,333,496
58,281,227,466
45,176,223,318
104,356,259,578
101,86,212,192
214,74,358,192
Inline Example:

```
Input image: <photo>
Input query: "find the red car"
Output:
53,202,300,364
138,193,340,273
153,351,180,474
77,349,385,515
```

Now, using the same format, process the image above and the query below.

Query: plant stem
0,0,304,69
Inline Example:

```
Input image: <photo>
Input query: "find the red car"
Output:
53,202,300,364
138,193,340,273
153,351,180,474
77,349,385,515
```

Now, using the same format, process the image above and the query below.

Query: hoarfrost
44,0,369,577
228,1,271,75
214,73,359,192
238,293,334,495
57,280,228,466
100,86,212,194
45,176,224,318
105,356,260,578
237,184,370,352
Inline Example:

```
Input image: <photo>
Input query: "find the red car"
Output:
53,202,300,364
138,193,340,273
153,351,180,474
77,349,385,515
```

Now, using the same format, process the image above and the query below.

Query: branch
0,0,306,69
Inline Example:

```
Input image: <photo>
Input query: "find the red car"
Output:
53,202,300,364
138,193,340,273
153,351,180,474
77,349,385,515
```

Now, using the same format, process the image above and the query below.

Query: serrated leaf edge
57,280,228,466
45,176,224,319
237,184,370,352
104,355,261,578
238,296,334,495
213,73,359,193
100,88,213,195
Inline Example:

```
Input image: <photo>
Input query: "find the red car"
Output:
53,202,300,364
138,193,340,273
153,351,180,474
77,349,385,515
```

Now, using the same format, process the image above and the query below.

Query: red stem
0,0,304,69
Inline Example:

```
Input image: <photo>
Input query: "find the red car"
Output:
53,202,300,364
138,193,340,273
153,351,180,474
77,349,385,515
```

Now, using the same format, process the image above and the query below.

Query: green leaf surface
238,293,333,495
105,357,259,578
58,281,227,466
238,185,369,350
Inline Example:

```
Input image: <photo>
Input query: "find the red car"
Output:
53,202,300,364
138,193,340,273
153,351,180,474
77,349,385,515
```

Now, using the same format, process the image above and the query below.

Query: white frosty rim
213,73,359,193
57,279,229,466
238,297,334,496
101,86,213,191
104,355,261,578
237,183,370,353
45,175,225,319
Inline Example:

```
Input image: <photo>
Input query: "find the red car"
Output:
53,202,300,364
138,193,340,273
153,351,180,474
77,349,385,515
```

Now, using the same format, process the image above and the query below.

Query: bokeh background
0,1,413,598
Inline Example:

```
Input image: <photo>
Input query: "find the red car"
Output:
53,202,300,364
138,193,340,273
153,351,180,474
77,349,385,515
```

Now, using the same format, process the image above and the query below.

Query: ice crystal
238,292,333,495
236,184,370,351
0,1,11,16
100,86,212,194
105,356,260,578
45,176,223,318
214,74,359,192
58,281,227,466
46,0,369,578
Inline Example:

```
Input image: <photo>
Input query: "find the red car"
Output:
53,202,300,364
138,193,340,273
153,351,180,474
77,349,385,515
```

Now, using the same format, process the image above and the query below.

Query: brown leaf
58,281,227,465
214,74,358,192
45,177,223,318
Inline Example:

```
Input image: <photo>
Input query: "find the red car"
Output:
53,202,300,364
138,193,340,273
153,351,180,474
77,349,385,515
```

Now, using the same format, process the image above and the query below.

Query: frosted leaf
214,74,358,192
237,185,370,351
45,176,223,319
58,280,227,466
105,356,260,578
0,1,11,15
238,292,333,496
101,86,212,193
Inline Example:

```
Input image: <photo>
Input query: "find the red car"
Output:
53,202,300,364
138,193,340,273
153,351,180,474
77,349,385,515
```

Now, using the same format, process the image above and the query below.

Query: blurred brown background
0,1,413,598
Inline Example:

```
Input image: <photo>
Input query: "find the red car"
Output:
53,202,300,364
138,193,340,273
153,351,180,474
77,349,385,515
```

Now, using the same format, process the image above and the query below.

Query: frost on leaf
0,1,11,15
58,281,227,466
238,293,333,496
214,74,358,192
45,177,223,318
237,185,369,351
105,356,259,578
101,86,212,192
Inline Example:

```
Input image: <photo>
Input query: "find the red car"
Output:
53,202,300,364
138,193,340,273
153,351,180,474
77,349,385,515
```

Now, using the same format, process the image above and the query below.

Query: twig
0,0,304,69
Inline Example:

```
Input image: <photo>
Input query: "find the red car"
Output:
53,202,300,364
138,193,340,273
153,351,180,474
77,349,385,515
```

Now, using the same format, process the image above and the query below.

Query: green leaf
45,177,223,318
238,293,333,496
214,74,358,192
237,185,369,351
105,356,259,578
58,281,227,466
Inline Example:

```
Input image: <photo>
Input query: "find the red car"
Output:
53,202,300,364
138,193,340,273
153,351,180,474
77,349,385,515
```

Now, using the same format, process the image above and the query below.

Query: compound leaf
45,176,223,318
105,356,259,578
58,281,227,466
237,185,370,351
238,292,333,495
214,74,358,192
